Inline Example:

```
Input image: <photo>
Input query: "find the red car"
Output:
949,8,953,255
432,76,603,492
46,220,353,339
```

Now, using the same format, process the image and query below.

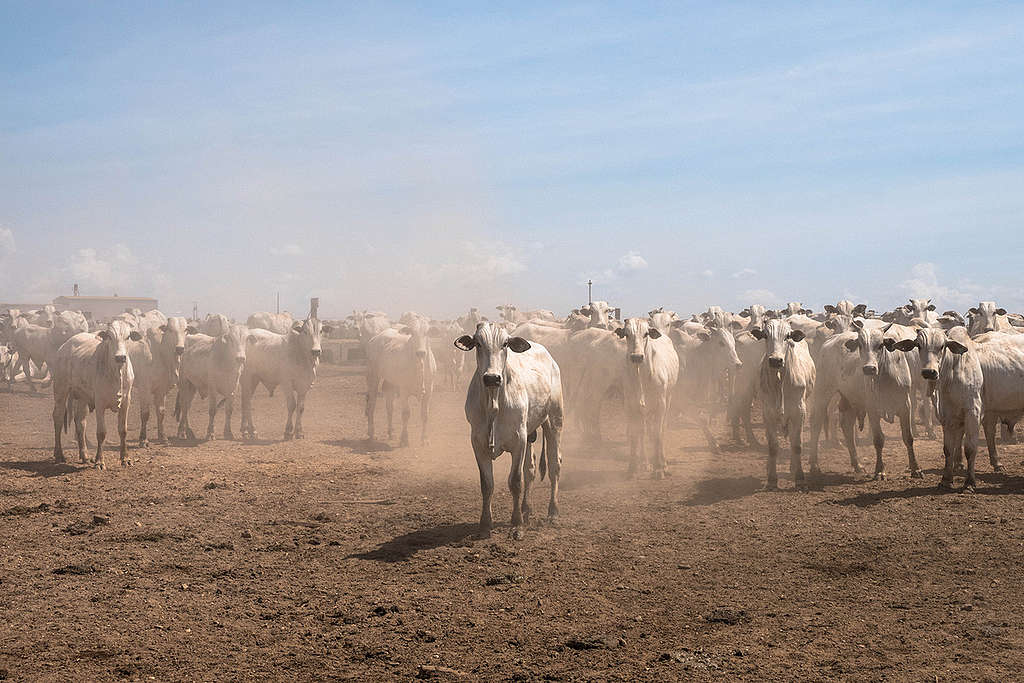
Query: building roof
53,295,158,302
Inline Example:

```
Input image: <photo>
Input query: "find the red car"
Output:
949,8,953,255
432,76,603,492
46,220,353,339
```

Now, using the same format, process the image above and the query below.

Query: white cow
365,318,436,446
615,318,679,478
175,324,248,440
670,323,743,452
455,322,563,539
201,313,232,336
127,317,194,445
247,311,295,335
967,302,1017,336
52,320,141,468
751,319,815,489
240,317,330,440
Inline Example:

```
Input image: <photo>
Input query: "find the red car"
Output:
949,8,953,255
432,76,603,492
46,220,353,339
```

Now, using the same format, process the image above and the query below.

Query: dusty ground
2,364,1024,681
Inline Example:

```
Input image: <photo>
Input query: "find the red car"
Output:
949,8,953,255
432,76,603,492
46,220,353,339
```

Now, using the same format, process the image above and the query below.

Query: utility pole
192,301,198,321
587,279,593,305
276,291,280,314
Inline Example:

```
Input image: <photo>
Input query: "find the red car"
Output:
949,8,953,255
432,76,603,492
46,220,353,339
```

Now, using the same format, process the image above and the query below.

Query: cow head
750,319,804,369
615,317,662,364
454,323,530,406
843,320,915,376
968,301,1006,335
823,315,855,333
739,304,768,333
291,318,330,363
784,302,812,316
97,320,142,366
695,324,743,368
214,324,248,367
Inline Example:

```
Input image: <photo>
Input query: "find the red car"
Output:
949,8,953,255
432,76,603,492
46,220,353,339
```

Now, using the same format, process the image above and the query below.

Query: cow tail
539,426,548,482
63,396,74,435
174,384,184,420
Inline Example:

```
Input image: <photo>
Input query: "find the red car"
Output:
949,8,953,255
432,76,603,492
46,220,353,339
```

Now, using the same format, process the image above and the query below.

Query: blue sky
1,2,1022,318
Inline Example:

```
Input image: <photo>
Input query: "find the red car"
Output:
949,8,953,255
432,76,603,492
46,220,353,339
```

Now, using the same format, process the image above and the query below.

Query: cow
429,320,466,391
579,301,617,329
751,319,815,489
564,326,623,443
457,308,486,333
365,318,436,446
808,320,921,479
670,322,743,452
737,304,771,332
455,322,563,539
615,318,678,478
240,317,330,440
967,302,1017,336
127,317,193,445
783,302,813,317
823,300,867,318
7,321,52,391
175,324,248,440
247,311,295,335
201,313,232,336
352,310,391,349
51,320,142,468
893,298,938,326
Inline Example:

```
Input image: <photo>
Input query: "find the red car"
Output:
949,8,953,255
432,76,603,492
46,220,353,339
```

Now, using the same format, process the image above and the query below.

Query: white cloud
433,241,527,282
700,269,714,278
270,243,304,256
899,262,1024,312
740,288,780,305
617,251,648,272
730,268,757,279
0,227,15,258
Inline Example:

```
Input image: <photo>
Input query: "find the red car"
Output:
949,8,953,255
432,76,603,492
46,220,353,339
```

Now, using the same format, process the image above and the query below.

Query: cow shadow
829,471,1024,507
349,522,478,563
321,439,393,454
682,475,764,506
558,468,632,491
0,459,85,477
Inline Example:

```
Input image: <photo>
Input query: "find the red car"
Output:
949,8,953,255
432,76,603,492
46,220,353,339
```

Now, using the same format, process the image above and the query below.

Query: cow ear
969,307,979,315
321,325,332,335
728,320,743,329
926,304,936,311
648,328,662,339
186,325,199,334
247,334,259,344
801,308,812,315
739,310,751,317
43,320,54,328
750,328,766,340
505,337,531,353
996,308,1007,315
96,330,110,340
824,305,837,314
945,340,969,354
671,319,686,328
614,327,627,338
852,319,864,329
399,326,413,335
129,331,143,342
158,324,167,332
788,330,805,342
697,330,711,342
454,335,476,351
844,338,859,351
292,321,304,331
852,304,867,316
882,338,896,352
824,319,837,330
893,339,918,352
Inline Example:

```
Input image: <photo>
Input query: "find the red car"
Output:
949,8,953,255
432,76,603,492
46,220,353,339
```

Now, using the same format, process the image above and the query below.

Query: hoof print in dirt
565,635,625,650
416,665,469,679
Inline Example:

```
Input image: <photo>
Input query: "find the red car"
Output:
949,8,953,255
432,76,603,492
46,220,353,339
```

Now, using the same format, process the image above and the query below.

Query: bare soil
2,366,1023,681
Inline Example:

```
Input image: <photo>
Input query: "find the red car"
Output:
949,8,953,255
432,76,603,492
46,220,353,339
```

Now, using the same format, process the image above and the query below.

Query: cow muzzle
114,354,127,364
311,349,321,358
768,356,783,369
629,353,643,364
921,368,938,380
236,355,246,363
175,346,185,356
482,373,502,387
415,350,427,359
863,365,878,376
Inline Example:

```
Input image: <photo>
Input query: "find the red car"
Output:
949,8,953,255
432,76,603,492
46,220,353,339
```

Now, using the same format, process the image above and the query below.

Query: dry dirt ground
2,364,1024,681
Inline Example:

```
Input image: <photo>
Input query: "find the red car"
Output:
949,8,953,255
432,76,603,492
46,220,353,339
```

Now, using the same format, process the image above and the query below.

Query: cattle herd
3,297,1024,540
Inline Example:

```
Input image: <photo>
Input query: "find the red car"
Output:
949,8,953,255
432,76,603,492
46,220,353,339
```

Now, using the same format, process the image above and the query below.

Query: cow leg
139,403,150,448
419,391,430,445
240,378,258,440
839,399,863,474
284,392,297,440
20,356,35,393
922,390,937,440
52,394,66,463
1000,421,1015,445
807,393,828,475
365,372,378,441
386,386,396,441
545,424,562,520
743,399,759,448
869,412,886,481
205,394,217,440
508,437,527,540
787,392,807,488
472,434,494,538
900,401,921,478
521,436,535,525
74,402,88,463
293,389,307,439
118,399,131,467
626,405,643,477
939,418,960,490
698,408,720,454
650,398,669,479
94,409,107,470
399,393,411,448
963,408,982,491
222,394,235,440
983,414,1001,474
764,408,779,491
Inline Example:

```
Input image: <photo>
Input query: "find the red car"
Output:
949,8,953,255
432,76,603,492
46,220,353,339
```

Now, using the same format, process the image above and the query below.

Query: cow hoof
873,472,887,481
94,462,105,471
400,438,410,448
294,432,304,440
910,469,924,479
993,463,1005,473
938,479,955,491
651,470,664,481
510,527,525,541
283,432,293,441
477,526,492,540
122,459,131,467
852,465,865,475
54,452,65,463
960,484,977,494
223,432,234,441
138,440,149,449
547,512,559,526
763,481,779,492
